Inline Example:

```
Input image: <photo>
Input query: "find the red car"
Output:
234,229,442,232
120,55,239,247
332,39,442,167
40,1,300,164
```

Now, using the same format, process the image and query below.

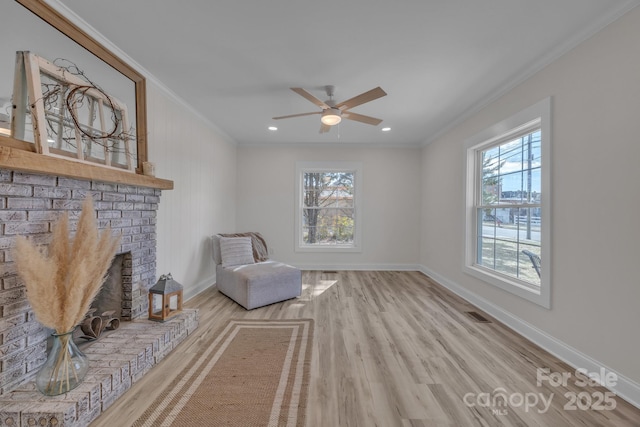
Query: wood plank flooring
91,271,640,427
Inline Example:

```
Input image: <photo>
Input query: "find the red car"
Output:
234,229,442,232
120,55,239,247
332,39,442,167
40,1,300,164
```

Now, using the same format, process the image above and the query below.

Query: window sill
295,244,361,253
463,264,550,309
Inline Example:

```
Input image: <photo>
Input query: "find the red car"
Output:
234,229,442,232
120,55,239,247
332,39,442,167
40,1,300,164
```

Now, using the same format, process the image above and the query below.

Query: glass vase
35,329,89,396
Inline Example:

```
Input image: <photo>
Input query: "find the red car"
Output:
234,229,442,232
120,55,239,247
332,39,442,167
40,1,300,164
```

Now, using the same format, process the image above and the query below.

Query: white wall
147,83,237,300
236,145,421,269
420,5,640,394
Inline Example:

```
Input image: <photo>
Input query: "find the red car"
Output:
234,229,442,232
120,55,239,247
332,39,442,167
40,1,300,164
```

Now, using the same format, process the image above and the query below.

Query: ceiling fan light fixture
321,108,342,126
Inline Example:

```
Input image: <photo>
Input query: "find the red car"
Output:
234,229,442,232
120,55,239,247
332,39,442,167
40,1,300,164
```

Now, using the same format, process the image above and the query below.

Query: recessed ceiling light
381,127,391,132
268,126,278,131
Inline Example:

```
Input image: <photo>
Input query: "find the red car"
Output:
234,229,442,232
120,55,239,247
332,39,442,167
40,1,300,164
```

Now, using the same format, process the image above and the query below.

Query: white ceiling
58,0,639,146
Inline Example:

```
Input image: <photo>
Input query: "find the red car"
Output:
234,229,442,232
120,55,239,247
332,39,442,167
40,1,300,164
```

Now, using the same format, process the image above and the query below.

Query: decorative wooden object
0,144,173,189
148,274,184,322
14,0,148,170
15,52,136,172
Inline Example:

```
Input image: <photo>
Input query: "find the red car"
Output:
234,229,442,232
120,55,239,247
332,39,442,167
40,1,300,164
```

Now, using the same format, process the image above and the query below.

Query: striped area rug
133,319,314,427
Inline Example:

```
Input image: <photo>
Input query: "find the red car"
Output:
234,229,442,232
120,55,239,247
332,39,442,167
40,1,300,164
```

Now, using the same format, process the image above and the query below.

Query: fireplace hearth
0,310,198,426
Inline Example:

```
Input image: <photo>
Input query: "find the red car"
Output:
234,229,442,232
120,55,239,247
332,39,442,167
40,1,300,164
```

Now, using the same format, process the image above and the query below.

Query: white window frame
463,98,551,308
295,161,362,252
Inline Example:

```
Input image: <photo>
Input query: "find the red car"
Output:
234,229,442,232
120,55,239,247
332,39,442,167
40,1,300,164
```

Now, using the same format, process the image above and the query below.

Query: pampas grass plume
13,195,121,334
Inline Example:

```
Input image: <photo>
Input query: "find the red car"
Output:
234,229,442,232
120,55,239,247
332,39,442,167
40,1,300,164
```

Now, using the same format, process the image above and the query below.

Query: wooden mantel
0,140,173,190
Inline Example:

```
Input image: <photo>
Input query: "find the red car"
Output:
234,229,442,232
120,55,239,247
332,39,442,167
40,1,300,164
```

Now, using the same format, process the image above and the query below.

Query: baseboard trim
293,263,421,271
183,274,216,301
417,264,640,409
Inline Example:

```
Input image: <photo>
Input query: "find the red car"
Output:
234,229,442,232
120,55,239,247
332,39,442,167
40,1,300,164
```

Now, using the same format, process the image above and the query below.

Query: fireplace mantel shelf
0,142,173,190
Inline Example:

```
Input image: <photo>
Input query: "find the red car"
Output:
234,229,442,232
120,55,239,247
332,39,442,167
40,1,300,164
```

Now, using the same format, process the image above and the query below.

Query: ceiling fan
273,85,387,133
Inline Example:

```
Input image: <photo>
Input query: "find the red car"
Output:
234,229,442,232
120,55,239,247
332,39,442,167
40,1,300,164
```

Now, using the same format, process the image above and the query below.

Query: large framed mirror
0,0,147,172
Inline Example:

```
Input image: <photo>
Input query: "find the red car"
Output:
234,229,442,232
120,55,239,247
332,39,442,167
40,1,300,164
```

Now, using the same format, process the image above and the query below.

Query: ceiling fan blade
336,86,387,111
272,111,321,120
342,111,383,126
291,88,331,109
319,123,331,133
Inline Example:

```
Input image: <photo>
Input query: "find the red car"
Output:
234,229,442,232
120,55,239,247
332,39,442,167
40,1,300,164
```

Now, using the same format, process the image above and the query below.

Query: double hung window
295,162,362,252
464,99,551,307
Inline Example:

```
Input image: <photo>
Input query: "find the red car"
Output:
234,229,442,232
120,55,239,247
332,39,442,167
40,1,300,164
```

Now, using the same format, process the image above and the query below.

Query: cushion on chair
216,261,302,310
219,232,269,262
219,236,255,267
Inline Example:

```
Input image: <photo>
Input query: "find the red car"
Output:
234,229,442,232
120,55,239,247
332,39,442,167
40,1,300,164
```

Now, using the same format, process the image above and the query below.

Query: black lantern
148,273,183,322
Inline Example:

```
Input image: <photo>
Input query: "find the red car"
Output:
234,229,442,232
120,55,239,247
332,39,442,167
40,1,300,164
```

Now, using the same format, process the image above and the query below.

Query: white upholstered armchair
211,233,302,310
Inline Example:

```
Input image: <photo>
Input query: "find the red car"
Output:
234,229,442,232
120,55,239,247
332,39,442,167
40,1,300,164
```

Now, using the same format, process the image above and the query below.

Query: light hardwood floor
91,271,640,427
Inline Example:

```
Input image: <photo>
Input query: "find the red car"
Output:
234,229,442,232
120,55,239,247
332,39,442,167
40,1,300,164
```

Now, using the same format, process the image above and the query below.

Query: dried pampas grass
13,195,121,334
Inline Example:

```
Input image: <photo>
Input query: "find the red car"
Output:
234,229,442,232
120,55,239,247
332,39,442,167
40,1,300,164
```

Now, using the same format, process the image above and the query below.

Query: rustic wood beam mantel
0,141,173,190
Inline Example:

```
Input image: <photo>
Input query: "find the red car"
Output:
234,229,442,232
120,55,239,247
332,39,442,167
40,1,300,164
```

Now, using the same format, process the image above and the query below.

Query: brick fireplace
0,167,198,426
0,169,161,393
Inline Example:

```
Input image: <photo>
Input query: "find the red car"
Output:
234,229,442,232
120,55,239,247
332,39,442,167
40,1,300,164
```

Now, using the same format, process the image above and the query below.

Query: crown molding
421,1,640,147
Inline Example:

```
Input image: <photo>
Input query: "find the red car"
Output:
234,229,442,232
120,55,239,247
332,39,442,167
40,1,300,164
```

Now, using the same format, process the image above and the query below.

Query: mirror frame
4,0,147,172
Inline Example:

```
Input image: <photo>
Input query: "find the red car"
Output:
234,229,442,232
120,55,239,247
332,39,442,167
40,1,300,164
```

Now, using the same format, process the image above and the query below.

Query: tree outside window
302,172,354,245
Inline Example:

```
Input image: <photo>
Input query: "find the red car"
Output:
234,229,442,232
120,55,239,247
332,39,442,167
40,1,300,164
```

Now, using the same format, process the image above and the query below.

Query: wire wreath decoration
39,58,135,159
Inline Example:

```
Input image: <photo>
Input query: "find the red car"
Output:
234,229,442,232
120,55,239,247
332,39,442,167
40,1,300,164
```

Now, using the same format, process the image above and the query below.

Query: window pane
515,208,541,243
482,146,500,178
500,171,523,203
499,138,524,175
302,225,315,243
475,128,542,286
321,188,354,208
303,172,322,208
304,208,354,244
301,170,355,246
481,130,542,207
480,208,498,236
479,207,498,267
481,177,500,205
479,237,495,269
530,131,542,164
493,239,519,278
528,167,541,200
304,172,353,205
519,243,541,286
